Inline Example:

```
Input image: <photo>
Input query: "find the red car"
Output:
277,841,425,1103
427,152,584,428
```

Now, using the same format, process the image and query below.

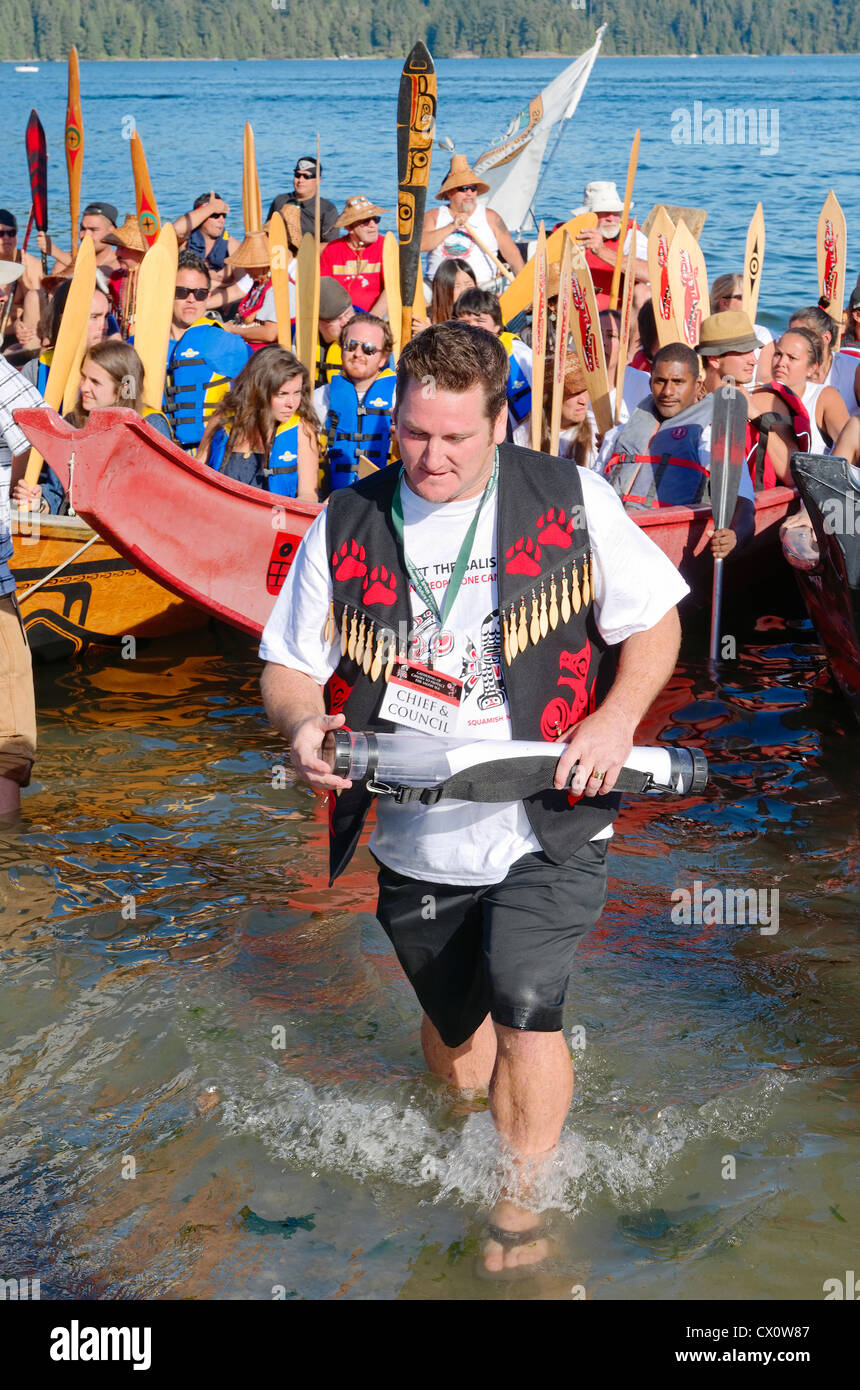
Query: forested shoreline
1,0,858,62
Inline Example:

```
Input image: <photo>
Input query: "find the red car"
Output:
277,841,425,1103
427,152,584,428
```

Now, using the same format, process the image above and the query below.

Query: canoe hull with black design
14,407,796,642
10,509,205,662
781,453,860,723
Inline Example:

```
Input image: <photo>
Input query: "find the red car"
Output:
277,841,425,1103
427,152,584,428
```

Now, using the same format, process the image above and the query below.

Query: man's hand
35,230,52,256
710,526,737,559
576,226,606,255
290,711,353,792
553,706,637,798
201,191,229,219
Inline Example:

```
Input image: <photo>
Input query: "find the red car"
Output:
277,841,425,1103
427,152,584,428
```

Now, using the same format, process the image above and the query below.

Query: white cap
573,180,631,216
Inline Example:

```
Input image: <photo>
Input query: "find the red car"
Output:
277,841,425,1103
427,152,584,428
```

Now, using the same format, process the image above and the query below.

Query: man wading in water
261,323,687,1275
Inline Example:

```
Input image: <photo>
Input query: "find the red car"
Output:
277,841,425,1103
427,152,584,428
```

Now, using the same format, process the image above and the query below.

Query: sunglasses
345,339,383,356
456,185,478,193
355,215,381,225
174,286,209,301
0,228,16,237
207,211,227,219
294,171,316,180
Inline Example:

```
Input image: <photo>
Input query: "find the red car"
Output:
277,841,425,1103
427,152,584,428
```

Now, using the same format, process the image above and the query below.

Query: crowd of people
2,137,858,1281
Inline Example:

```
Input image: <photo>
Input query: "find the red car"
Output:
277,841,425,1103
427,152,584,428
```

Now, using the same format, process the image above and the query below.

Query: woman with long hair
429,258,477,325
14,340,171,514
198,345,319,501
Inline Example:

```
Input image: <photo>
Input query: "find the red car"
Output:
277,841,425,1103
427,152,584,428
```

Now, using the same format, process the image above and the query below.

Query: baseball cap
83,201,119,226
0,210,18,232
319,277,352,321
294,157,321,177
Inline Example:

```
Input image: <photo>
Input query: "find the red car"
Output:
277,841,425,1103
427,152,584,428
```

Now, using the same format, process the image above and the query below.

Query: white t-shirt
826,350,860,416
260,464,689,886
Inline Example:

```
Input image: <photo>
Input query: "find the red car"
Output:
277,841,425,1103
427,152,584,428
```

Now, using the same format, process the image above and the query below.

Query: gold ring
594,770,606,782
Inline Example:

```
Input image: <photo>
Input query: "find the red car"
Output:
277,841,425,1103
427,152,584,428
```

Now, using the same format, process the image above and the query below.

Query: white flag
474,26,606,234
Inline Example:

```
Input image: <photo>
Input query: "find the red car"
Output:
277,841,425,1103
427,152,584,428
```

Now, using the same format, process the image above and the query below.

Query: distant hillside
2,0,859,61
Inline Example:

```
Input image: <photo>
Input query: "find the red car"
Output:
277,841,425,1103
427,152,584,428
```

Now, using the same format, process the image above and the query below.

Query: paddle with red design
25,109,48,274
65,47,84,257
709,376,748,666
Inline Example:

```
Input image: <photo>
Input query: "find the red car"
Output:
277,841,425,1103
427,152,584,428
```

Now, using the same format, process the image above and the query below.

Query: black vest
323,443,621,882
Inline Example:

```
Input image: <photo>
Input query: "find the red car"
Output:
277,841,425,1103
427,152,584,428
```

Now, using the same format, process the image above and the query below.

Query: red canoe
15,407,797,636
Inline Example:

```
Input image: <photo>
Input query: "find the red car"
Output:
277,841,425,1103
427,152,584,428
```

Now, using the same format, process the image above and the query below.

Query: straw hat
696,310,763,355
103,214,148,256
436,154,490,200
0,260,24,288
573,181,629,215
334,194,387,230
543,353,587,398
231,229,270,271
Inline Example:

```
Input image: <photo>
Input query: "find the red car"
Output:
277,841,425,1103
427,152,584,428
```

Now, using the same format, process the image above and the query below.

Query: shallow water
1,595,857,1302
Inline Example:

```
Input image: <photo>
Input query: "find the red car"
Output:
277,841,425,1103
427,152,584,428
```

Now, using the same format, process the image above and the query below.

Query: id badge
379,658,463,736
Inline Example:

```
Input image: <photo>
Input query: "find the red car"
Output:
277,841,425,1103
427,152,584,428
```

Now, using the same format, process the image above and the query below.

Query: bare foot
482,1198,554,1274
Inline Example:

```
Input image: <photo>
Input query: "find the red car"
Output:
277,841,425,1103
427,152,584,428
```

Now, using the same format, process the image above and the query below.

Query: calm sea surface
0,56,858,1304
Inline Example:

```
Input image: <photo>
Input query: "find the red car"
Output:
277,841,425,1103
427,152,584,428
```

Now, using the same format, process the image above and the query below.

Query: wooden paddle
817,190,846,350
412,261,427,320
647,206,676,349
742,202,765,324
130,131,160,248
530,222,548,451
25,109,48,274
295,232,320,381
569,245,613,436
643,204,707,240
268,213,292,350
666,220,708,350
24,236,96,487
499,213,596,322
549,232,572,456
708,377,748,666
465,225,514,284
608,127,640,310
614,226,637,425
382,230,403,360
65,47,83,258
242,122,262,234
134,222,179,411
314,132,321,253
397,41,436,353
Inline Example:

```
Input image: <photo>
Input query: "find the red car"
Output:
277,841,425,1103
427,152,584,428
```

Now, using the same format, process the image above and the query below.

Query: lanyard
391,452,498,638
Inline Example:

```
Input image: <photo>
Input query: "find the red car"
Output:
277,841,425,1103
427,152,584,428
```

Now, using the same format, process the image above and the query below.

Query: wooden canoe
781,453,860,723
10,507,206,662
14,407,796,639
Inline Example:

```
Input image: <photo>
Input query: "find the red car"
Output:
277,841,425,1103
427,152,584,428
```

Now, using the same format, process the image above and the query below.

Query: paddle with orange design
65,48,84,257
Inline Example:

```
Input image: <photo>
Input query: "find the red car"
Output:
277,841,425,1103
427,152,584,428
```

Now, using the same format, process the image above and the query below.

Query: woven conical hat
436,154,489,200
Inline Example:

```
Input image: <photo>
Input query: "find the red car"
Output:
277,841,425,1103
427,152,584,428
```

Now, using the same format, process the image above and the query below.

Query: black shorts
374,842,609,1049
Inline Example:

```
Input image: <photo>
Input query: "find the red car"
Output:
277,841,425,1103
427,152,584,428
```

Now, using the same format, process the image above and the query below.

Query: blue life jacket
164,318,251,448
325,370,396,492
500,331,531,427
36,348,54,395
263,415,303,498
188,226,230,271
205,417,303,497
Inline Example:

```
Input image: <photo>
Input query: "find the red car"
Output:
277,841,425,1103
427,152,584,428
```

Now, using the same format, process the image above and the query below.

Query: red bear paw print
332,539,367,581
363,565,397,606
536,506,574,549
505,535,542,576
